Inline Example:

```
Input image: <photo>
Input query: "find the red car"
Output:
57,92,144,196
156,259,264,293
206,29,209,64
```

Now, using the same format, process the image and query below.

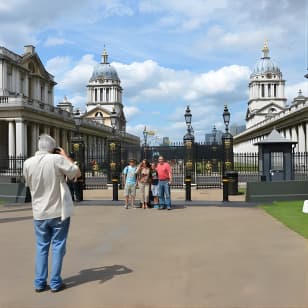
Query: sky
0,0,307,143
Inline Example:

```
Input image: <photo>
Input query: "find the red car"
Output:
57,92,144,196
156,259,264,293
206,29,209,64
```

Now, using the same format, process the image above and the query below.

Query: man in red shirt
156,156,172,210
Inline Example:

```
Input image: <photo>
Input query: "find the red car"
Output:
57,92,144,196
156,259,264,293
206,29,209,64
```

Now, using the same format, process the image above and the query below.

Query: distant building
234,41,308,153
162,137,170,145
0,45,139,162
230,124,245,136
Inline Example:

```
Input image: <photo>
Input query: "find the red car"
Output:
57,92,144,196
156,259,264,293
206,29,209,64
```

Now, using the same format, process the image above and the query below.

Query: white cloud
46,56,72,76
58,54,96,91
44,37,74,47
113,59,249,104
185,65,250,100
124,106,141,120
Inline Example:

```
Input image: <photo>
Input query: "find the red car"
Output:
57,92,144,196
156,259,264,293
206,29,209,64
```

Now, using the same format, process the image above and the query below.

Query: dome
90,48,120,82
250,41,281,77
90,63,119,81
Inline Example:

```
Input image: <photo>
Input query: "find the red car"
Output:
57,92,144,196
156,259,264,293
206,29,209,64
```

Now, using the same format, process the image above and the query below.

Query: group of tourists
122,156,172,210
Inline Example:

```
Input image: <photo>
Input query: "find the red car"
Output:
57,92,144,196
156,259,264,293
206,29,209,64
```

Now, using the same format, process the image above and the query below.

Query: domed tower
246,41,287,128
86,48,126,131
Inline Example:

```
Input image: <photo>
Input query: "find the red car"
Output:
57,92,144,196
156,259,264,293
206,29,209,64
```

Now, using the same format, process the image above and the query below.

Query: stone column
291,126,298,152
305,123,308,152
285,128,291,140
44,125,51,135
8,121,15,157
31,123,39,155
15,119,26,156
62,129,69,152
298,124,305,152
54,127,60,146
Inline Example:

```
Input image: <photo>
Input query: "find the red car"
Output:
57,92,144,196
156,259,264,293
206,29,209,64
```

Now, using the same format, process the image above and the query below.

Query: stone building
234,42,308,153
0,45,139,165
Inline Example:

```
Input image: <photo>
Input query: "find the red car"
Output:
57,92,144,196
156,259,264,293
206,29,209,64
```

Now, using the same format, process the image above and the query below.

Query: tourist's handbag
302,200,308,214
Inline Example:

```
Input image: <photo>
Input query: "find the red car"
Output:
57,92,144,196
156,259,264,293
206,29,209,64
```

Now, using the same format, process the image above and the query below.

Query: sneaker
124,205,128,209
35,285,49,293
51,283,66,293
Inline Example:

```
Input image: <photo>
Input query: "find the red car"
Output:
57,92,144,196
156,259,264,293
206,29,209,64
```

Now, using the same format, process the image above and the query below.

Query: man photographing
23,134,80,293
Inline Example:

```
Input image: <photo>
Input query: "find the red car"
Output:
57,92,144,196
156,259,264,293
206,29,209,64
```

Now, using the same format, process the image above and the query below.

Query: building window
261,84,265,97
7,64,12,92
106,88,109,102
20,73,25,94
274,84,277,97
48,86,52,104
268,84,271,97
100,88,103,101
94,89,97,101
40,82,45,101
271,152,283,170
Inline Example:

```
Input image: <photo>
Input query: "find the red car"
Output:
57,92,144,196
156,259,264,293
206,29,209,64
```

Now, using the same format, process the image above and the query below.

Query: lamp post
71,116,85,201
183,105,194,201
221,105,234,201
109,108,119,201
143,126,149,159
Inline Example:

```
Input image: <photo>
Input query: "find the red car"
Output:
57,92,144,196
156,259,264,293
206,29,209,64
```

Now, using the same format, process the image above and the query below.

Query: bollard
222,177,229,202
112,178,119,201
185,176,191,201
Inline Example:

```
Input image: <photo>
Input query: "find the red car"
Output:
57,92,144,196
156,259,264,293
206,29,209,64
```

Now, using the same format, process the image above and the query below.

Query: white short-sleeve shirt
23,151,79,220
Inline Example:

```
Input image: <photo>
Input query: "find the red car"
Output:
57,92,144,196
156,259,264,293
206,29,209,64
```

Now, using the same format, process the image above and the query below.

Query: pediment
20,53,54,82
256,102,285,114
83,106,111,119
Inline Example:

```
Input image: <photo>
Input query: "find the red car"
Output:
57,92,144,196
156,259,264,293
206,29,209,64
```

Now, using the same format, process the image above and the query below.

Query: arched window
28,62,35,73
94,111,104,124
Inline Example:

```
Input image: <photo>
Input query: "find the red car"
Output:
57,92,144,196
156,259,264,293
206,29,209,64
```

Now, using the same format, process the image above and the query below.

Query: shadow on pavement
64,265,133,288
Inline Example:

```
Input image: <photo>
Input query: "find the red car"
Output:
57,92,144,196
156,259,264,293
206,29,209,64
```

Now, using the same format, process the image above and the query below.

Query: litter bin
225,171,238,195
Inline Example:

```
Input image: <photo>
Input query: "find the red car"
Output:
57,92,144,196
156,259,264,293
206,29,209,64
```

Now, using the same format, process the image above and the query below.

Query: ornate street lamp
184,105,192,127
221,104,236,201
109,108,119,201
143,126,149,159
71,116,85,201
222,105,230,132
110,108,117,132
183,106,194,201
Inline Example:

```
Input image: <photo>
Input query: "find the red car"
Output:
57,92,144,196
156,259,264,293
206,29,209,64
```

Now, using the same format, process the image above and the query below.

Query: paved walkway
1,189,308,307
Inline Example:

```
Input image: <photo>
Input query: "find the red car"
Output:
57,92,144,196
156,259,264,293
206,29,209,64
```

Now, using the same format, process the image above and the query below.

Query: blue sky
0,0,307,143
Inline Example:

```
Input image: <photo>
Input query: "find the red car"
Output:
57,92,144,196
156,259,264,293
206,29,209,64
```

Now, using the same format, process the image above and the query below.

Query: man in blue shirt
122,159,137,209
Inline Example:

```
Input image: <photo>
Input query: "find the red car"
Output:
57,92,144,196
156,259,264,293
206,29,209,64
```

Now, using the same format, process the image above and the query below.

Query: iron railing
2,152,308,188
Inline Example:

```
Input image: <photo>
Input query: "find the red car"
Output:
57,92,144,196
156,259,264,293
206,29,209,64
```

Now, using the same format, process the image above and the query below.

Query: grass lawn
261,200,308,239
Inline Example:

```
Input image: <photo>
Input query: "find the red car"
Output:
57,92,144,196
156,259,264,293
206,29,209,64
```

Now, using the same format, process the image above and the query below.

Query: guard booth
255,129,297,182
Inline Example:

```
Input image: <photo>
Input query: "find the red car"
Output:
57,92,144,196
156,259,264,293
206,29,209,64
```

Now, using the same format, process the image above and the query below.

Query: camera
53,147,61,154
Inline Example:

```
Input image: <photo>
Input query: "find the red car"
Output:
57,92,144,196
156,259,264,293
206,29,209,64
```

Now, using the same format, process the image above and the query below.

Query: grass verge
261,200,308,239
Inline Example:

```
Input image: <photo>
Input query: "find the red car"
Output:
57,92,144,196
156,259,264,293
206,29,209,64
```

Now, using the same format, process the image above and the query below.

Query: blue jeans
158,180,171,209
33,217,70,290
